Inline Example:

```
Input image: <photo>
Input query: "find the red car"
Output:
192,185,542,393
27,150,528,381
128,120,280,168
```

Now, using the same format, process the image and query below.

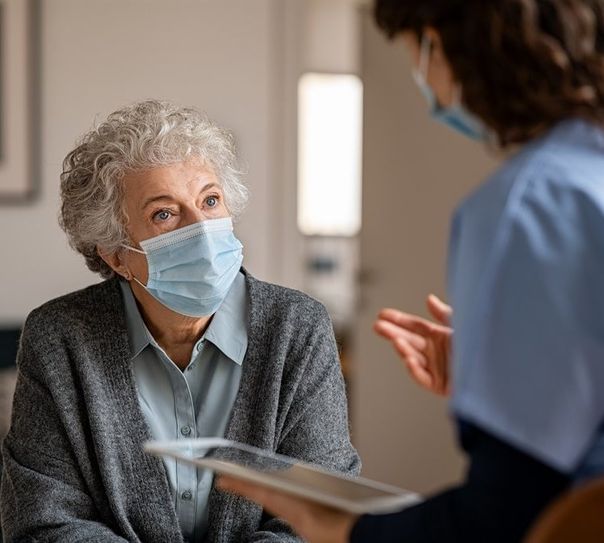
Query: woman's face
118,160,229,284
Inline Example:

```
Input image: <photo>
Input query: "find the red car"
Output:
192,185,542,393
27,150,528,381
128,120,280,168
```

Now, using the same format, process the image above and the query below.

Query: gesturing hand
373,294,453,396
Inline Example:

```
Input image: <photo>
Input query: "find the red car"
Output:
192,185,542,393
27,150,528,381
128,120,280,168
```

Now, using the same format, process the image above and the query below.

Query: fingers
373,319,428,351
375,321,433,388
374,305,452,396
377,308,433,336
390,333,428,368
398,344,434,390
378,307,451,337
427,294,453,326
374,319,429,372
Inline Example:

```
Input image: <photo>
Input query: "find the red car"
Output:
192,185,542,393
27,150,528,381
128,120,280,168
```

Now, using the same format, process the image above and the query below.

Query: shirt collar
119,272,248,365
203,271,248,365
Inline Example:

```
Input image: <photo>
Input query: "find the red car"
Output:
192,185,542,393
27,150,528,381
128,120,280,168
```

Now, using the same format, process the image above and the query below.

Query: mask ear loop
418,34,463,110
120,244,147,285
121,244,146,255
418,33,432,80
131,276,148,289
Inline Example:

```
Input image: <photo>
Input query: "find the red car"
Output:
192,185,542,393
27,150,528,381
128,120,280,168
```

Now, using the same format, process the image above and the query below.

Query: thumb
427,294,453,326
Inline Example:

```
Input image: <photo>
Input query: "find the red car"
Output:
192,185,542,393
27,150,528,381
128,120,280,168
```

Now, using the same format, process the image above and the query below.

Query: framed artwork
0,0,41,204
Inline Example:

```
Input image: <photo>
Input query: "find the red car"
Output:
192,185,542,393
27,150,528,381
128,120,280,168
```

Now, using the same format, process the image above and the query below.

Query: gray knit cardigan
0,272,360,542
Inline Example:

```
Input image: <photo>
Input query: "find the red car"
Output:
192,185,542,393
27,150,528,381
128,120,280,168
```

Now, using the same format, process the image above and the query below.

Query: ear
424,26,443,52
424,27,453,70
97,247,132,280
423,25,457,104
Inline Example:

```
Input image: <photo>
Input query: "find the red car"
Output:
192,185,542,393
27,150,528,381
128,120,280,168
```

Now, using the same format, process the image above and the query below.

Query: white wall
304,0,360,73
0,0,286,324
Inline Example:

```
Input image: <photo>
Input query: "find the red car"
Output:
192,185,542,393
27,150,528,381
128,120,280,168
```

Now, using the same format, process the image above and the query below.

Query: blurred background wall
0,0,498,494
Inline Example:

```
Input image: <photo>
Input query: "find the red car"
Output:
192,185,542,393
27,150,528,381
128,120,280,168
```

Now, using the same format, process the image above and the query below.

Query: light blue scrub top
120,272,247,541
449,119,604,478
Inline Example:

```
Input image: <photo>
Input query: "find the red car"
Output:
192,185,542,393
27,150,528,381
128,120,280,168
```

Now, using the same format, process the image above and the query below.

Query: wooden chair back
524,477,604,543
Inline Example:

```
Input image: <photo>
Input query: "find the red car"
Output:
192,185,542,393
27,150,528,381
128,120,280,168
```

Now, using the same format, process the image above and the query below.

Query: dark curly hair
374,0,604,146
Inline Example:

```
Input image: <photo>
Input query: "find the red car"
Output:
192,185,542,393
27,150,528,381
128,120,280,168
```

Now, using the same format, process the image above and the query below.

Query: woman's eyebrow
141,194,174,210
198,182,220,194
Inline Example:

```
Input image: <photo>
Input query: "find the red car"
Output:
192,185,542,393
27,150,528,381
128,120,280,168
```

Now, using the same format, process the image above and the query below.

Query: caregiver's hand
217,477,358,543
374,294,453,396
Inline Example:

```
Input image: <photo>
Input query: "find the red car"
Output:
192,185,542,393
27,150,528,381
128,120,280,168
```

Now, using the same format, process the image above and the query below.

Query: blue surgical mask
123,217,243,317
413,34,487,141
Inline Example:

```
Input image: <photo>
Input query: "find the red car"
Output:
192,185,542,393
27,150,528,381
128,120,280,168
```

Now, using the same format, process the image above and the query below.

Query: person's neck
130,281,212,370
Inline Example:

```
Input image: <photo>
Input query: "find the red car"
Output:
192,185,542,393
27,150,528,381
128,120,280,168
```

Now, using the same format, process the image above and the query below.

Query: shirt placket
164,354,198,542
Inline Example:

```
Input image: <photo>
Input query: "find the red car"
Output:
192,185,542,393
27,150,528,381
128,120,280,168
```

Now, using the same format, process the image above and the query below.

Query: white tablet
145,437,421,514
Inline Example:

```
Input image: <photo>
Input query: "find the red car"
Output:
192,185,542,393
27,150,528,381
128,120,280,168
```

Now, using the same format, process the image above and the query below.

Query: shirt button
180,425,192,436
196,342,204,353
181,490,193,501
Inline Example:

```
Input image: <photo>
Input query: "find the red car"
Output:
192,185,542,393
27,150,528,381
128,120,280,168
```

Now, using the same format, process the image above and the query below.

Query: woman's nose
184,205,208,226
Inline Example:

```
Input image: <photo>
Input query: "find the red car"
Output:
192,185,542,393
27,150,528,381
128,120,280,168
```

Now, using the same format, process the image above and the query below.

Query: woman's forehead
122,162,221,202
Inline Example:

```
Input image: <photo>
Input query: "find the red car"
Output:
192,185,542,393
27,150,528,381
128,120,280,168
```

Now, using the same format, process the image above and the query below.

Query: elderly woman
0,100,359,542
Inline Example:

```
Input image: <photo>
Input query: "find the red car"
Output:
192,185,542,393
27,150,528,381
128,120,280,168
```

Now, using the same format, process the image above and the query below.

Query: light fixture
297,73,363,236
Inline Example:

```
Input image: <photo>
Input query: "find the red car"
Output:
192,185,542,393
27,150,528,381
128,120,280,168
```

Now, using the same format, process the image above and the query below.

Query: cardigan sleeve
275,302,360,473
0,314,128,543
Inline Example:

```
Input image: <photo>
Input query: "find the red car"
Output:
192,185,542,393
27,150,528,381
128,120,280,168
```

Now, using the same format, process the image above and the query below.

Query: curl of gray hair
59,100,249,279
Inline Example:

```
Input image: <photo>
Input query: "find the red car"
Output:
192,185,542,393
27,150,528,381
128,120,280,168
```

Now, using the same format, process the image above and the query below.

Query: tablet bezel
145,437,420,514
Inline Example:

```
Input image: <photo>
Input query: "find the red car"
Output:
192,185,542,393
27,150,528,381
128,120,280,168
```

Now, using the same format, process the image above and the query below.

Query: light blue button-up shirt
449,119,604,477
120,272,247,541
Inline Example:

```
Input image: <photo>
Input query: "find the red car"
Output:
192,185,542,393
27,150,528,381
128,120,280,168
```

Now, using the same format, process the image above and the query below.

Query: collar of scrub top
119,272,248,366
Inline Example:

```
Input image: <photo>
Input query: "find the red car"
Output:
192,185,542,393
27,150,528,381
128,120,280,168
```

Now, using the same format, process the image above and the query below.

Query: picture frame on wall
0,0,41,204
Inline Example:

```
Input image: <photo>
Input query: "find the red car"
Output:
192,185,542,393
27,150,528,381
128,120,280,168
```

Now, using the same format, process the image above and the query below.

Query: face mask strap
417,34,464,111
120,244,147,286
121,243,147,255
418,33,432,80
132,276,147,289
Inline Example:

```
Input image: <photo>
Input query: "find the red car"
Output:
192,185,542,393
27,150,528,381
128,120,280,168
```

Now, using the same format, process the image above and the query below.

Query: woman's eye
153,210,173,222
206,196,218,208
